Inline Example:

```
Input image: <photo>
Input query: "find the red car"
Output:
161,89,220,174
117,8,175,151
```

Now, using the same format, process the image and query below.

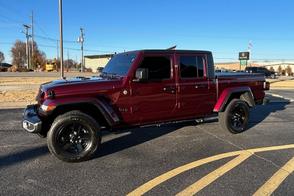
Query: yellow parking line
127,144,294,196
176,153,252,196
127,151,241,196
253,156,294,196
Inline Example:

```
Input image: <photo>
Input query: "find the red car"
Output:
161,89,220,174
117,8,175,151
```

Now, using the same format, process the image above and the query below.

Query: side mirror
134,68,148,82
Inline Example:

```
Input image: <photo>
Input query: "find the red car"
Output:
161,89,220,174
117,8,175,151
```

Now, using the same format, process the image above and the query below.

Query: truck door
130,54,177,124
176,54,215,118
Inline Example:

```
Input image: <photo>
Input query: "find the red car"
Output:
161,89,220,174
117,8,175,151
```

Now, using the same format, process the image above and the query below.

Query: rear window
180,56,205,78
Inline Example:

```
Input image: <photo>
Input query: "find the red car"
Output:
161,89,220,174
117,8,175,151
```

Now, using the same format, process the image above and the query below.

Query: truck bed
215,72,266,102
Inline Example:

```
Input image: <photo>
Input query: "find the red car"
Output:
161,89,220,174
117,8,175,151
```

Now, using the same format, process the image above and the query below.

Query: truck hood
40,76,123,97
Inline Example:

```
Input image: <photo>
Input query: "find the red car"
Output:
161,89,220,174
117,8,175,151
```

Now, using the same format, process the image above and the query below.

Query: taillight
263,81,270,90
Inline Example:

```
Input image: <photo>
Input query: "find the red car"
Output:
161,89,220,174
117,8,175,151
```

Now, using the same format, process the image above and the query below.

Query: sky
0,0,293,63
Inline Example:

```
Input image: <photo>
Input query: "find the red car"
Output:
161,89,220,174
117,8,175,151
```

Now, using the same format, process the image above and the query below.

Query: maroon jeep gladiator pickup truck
22,50,270,162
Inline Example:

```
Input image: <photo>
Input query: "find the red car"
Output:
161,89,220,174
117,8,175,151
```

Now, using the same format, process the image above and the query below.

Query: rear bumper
22,105,42,133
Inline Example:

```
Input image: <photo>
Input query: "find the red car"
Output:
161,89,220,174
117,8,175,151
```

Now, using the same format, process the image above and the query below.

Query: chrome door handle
195,84,207,89
163,86,176,94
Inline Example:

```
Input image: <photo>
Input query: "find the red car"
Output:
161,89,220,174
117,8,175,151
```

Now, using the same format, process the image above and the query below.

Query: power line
35,34,77,43
0,14,23,25
34,21,51,38
2,41,293,58
0,1,26,18
37,43,115,53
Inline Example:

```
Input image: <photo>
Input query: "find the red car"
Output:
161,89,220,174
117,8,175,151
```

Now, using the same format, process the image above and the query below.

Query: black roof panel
119,49,212,54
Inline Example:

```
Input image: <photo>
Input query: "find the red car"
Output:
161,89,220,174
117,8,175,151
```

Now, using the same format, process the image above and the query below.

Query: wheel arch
48,99,120,129
214,87,255,112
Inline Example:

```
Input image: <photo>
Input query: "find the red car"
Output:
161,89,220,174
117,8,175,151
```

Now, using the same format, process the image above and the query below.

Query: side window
180,56,197,78
139,56,171,80
180,55,205,78
197,56,204,77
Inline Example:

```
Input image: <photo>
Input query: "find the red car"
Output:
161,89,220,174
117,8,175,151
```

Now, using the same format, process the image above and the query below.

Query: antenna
166,45,177,50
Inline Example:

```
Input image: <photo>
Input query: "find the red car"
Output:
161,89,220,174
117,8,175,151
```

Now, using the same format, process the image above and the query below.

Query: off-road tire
47,110,101,162
219,99,249,134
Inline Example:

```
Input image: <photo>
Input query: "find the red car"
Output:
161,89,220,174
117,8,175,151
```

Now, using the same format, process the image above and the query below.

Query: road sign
239,52,250,60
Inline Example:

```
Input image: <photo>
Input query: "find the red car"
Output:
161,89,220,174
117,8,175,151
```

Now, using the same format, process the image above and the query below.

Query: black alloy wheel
219,99,249,134
229,103,247,131
56,122,92,155
47,111,101,162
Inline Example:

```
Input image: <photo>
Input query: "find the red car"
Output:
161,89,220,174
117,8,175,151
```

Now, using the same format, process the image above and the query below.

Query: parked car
245,66,276,78
23,49,270,162
215,69,229,73
0,63,13,71
97,67,104,73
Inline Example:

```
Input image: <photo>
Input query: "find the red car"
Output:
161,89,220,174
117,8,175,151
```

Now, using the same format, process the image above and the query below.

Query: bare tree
278,65,283,75
286,66,293,76
11,40,26,67
0,51,5,63
64,59,79,70
11,40,46,69
31,41,46,69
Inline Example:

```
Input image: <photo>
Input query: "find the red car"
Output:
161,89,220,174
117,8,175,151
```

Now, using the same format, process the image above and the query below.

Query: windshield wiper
100,72,122,79
100,72,108,78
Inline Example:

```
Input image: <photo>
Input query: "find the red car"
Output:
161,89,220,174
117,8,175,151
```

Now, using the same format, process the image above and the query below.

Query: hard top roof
120,49,212,54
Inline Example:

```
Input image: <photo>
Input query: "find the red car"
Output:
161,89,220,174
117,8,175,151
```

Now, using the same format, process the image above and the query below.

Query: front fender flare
42,97,120,127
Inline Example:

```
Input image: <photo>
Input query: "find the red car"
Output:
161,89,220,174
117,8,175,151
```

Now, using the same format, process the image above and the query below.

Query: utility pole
23,24,31,69
56,40,59,60
30,11,34,68
78,27,84,72
67,49,69,71
58,0,64,78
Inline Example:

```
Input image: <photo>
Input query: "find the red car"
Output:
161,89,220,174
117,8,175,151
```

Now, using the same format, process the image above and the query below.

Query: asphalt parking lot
0,89,294,196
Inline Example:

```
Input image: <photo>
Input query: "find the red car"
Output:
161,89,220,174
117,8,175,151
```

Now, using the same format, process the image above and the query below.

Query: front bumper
22,104,42,133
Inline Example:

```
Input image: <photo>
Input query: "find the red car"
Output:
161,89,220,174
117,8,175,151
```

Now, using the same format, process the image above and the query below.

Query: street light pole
31,11,34,69
23,24,31,69
59,0,64,79
78,28,84,72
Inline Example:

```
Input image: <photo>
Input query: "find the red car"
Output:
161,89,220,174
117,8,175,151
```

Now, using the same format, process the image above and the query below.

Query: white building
216,60,294,75
84,54,113,72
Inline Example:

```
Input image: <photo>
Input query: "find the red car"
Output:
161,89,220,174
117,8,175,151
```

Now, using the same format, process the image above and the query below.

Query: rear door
130,54,177,123
176,53,215,118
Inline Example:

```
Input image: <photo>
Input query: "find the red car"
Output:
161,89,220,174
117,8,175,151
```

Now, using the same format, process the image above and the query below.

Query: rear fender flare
213,87,255,112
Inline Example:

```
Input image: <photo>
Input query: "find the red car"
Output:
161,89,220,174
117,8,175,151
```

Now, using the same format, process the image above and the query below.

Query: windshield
102,52,137,76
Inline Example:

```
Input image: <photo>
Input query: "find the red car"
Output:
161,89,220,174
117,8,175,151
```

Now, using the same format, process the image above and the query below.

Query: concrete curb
266,93,294,103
